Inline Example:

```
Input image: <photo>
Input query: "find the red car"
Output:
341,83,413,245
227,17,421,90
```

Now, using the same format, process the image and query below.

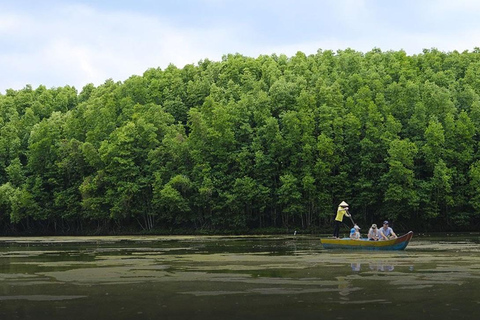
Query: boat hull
320,231,413,250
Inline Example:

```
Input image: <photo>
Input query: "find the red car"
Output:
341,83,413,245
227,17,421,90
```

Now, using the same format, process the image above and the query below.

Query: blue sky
2,0,480,92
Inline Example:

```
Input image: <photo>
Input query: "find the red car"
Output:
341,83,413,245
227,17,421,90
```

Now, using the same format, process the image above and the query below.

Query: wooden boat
320,231,413,250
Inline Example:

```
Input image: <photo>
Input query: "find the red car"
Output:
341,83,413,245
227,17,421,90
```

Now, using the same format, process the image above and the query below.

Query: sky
2,0,480,93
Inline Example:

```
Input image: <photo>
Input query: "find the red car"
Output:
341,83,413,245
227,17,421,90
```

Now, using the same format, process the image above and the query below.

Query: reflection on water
0,234,479,320
350,262,397,272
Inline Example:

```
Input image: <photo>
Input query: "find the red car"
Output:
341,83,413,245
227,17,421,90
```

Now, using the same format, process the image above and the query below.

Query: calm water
0,233,479,320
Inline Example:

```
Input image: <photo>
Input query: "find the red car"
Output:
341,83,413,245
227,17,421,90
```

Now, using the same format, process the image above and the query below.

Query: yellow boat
320,231,413,250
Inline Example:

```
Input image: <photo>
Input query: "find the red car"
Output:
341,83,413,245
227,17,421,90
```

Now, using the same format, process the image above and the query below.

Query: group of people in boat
333,201,397,240
350,221,397,240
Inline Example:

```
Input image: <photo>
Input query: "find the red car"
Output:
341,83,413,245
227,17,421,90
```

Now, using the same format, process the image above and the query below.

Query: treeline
2,48,480,235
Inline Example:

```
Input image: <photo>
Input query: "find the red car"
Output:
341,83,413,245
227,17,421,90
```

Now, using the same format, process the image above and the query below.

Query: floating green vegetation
0,235,479,320
0,295,86,301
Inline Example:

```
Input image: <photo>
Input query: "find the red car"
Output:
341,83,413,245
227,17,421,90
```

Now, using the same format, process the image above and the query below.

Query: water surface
1,233,479,320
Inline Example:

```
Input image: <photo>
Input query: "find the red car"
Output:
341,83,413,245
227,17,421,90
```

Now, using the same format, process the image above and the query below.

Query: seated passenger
379,221,397,240
368,224,380,241
350,224,361,240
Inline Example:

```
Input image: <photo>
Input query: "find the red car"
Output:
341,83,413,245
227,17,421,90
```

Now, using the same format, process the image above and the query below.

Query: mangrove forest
1,48,480,234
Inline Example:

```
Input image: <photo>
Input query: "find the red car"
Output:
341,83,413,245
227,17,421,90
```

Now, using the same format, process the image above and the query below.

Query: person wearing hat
333,201,351,238
379,221,397,240
368,224,380,241
350,224,361,240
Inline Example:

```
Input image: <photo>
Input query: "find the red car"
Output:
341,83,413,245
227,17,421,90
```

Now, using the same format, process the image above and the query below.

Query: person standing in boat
350,224,361,240
333,201,351,238
379,221,397,240
367,224,380,241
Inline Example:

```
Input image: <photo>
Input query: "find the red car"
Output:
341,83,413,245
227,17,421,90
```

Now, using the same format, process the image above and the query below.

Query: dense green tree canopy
1,48,480,234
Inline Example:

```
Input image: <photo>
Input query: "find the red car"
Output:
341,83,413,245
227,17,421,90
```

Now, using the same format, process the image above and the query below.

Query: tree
383,139,419,221
277,173,302,228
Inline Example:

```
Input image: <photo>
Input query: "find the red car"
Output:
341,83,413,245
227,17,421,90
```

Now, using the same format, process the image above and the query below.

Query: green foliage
2,48,480,234
383,138,419,219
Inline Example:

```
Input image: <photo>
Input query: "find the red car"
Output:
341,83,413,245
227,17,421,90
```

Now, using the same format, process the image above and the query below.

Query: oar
347,210,356,226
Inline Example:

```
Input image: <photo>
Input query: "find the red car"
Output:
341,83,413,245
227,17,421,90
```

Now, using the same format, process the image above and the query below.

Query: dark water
0,233,479,320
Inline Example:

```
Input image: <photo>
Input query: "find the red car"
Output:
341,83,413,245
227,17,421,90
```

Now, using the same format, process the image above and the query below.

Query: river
0,233,479,320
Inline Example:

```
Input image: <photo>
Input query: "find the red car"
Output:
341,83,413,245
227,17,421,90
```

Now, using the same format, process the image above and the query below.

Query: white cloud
0,3,238,92
330,0,368,23
434,0,480,12
0,14,22,33
2,1,480,93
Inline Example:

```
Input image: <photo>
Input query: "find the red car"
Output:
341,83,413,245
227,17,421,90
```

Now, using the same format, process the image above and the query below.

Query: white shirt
368,228,380,239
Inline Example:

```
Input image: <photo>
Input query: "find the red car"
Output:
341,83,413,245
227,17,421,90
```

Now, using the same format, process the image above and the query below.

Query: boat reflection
350,262,400,272
368,262,395,272
351,262,361,271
